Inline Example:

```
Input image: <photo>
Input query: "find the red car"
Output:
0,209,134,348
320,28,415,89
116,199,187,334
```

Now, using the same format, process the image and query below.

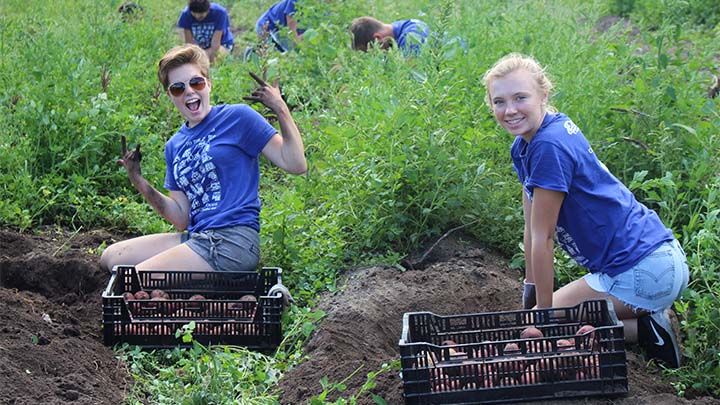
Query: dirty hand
117,135,142,177
268,282,294,308
522,280,536,310
243,71,286,112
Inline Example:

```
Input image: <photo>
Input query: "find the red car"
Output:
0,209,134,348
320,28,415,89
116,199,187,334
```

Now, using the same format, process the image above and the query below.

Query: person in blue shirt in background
482,52,689,369
255,0,304,53
350,16,429,56
177,0,234,63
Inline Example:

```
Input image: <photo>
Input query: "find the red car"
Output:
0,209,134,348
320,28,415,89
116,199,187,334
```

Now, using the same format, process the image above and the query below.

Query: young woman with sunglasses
482,53,689,368
100,44,306,274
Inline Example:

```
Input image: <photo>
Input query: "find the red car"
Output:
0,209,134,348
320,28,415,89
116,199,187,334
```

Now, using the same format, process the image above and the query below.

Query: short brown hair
157,44,210,90
350,16,384,51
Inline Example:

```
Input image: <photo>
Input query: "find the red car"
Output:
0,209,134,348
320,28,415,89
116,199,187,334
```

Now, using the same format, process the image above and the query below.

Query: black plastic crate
102,266,283,350
399,299,627,404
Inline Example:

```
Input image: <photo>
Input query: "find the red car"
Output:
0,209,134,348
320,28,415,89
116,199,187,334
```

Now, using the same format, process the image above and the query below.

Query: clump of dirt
0,227,716,404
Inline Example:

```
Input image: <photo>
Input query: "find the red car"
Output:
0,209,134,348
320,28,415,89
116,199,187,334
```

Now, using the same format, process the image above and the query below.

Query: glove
268,283,294,308
522,280,536,310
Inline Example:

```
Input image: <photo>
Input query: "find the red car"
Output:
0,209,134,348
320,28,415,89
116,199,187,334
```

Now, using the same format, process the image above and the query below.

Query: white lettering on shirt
564,120,580,135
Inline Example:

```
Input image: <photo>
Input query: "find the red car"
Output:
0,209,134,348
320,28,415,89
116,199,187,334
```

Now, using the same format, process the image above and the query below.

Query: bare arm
522,191,534,283
183,29,194,44
206,30,223,62
286,15,303,41
527,187,564,308
117,136,190,231
244,72,307,174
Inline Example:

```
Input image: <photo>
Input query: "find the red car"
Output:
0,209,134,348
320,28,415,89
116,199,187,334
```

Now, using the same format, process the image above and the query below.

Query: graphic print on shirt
173,129,221,217
192,22,216,48
556,225,589,267
563,120,580,135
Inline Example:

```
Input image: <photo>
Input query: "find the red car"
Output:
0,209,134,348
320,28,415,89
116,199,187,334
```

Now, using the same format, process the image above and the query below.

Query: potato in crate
399,299,627,404
102,265,284,350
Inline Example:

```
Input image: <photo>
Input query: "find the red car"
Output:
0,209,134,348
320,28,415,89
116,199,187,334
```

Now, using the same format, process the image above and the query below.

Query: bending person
255,0,304,52
350,16,429,56
177,0,234,63
482,53,688,368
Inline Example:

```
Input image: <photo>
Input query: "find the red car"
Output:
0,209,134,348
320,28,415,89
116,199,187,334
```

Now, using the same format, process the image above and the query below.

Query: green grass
1,0,719,401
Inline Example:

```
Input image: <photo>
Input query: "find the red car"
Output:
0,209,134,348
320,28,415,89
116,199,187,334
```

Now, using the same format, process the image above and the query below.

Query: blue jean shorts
182,225,260,272
584,239,689,313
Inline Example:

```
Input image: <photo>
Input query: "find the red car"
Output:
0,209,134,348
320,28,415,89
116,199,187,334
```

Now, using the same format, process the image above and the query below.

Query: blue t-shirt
392,19,429,55
256,0,300,33
510,113,673,276
177,3,234,49
164,104,277,232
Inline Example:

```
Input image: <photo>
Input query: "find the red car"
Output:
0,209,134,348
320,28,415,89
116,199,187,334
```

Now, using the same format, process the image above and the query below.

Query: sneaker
242,46,257,63
637,309,682,368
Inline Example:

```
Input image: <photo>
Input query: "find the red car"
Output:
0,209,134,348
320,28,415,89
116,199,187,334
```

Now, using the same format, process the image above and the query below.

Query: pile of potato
422,325,602,391
120,289,260,335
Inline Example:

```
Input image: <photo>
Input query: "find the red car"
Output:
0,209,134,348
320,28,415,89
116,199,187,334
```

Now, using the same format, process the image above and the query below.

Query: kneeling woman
482,53,688,368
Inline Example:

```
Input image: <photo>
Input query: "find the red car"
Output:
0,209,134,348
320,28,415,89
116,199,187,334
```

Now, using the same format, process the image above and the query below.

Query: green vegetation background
1,0,718,402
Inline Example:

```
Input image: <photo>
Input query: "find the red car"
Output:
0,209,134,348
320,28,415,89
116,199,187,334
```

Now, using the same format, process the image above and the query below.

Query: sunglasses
168,76,207,97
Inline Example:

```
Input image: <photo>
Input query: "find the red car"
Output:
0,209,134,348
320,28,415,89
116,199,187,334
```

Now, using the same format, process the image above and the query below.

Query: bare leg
100,233,213,272
553,278,644,343
136,243,213,271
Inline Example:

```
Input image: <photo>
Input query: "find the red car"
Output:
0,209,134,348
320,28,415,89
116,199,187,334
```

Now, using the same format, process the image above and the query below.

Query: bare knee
99,240,136,273
99,243,119,272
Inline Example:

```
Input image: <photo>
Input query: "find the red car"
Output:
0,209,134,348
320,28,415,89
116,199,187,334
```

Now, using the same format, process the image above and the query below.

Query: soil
0,228,129,405
0,227,717,405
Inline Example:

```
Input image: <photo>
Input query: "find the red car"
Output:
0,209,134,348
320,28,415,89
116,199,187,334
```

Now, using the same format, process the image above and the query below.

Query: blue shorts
584,239,689,314
182,225,260,272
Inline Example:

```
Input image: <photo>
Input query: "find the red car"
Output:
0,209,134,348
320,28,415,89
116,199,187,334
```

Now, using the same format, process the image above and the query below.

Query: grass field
1,0,719,402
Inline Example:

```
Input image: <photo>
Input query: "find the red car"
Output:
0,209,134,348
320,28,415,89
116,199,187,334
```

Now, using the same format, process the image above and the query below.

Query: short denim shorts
584,239,689,314
182,225,260,272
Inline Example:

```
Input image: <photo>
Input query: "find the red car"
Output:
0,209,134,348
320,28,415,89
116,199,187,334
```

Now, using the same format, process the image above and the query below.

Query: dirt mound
277,233,717,405
0,228,129,405
0,227,715,404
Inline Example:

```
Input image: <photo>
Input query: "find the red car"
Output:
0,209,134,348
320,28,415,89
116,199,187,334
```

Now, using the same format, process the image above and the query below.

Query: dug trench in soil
0,227,716,404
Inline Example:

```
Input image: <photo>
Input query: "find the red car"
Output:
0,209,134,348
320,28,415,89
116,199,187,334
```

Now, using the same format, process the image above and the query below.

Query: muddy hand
118,135,142,176
119,135,142,163
243,71,285,112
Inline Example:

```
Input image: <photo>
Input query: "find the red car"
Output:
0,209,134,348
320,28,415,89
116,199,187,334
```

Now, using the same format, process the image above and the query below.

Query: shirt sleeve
236,105,278,157
525,141,574,194
164,143,180,191
284,0,298,16
215,9,229,30
177,9,192,29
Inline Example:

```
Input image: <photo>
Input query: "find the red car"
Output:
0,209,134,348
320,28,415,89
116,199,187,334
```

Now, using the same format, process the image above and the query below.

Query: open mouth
186,99,200,112
506,117,524,125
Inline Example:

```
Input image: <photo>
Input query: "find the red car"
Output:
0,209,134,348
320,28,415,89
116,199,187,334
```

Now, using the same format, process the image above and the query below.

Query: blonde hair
482,53,556,112
157,44,210,90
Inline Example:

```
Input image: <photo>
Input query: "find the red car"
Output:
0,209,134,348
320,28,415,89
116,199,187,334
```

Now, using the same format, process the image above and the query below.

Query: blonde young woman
482,53,688,368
